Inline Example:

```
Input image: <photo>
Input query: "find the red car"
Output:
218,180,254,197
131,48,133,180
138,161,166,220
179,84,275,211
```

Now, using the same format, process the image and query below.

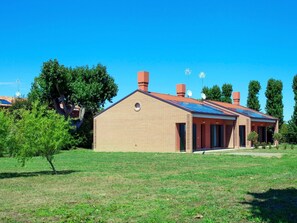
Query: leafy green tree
202,86,211,100
28,59,118,128
221,84,233,103
0,110,12,156
247,131,258,146
287,75,297,143
265,79,284,128
273,133,283,145
11,103,74,174
247,80,261,111
210,85,221,101
279,122,288,143
9,98,32,111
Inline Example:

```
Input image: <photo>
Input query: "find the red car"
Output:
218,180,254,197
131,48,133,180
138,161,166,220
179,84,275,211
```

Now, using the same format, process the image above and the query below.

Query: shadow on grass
0,170,78,179
243,188,297,222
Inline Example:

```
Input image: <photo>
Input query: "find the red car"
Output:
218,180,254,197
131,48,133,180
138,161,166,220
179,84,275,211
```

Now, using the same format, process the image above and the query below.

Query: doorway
239,125,246,147
193,124,197,151
178,123,186,152
210,125,224,148
201,124,206,148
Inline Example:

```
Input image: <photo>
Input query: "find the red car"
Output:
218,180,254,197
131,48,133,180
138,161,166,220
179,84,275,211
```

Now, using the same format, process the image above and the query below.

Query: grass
0,149,297,223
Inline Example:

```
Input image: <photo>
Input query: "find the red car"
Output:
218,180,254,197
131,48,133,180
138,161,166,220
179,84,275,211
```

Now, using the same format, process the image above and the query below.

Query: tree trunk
46,156,57,175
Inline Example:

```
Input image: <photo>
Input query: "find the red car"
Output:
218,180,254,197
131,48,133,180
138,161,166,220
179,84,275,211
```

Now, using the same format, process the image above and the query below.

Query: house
0,96,13,108
93,71,278,152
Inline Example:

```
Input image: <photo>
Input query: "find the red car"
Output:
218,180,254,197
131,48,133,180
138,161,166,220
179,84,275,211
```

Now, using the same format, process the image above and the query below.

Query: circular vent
134,102,141,112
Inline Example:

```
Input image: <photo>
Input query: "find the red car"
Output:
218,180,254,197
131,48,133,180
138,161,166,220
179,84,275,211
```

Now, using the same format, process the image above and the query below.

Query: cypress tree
265,79,284,128
247,80,261,111
287,75,297,143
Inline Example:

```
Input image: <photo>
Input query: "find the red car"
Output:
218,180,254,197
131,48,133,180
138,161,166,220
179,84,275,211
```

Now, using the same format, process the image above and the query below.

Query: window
134,102,141,112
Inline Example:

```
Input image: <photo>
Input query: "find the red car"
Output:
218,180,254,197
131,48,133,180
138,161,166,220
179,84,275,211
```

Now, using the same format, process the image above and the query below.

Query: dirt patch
228,152,283,158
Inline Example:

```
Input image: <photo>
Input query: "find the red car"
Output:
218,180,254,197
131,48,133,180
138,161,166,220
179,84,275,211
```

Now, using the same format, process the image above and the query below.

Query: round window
134,102,141,111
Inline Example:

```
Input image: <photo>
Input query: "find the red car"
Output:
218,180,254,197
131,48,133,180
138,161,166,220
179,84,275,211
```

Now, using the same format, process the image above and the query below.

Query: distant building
0,96,14,108
93,71,278,152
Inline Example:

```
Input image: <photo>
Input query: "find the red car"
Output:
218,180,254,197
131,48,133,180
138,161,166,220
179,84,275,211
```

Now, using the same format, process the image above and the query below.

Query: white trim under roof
251,118,277,123
193,113,236,120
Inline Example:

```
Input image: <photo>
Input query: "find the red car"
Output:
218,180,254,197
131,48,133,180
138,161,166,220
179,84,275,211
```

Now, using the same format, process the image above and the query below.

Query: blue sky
0,0,296,121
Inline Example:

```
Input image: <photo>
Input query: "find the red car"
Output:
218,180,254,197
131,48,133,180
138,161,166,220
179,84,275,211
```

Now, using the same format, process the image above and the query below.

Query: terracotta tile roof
149,92,236,117
207,100,277,120
150,92,203,104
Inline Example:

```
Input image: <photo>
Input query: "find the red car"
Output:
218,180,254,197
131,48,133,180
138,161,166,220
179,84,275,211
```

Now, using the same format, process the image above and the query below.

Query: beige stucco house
93,71,278,153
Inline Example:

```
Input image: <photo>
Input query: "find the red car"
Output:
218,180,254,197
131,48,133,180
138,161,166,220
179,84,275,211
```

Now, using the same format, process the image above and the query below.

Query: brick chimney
176,84,186,97
138,71,149,92
233,92,240,105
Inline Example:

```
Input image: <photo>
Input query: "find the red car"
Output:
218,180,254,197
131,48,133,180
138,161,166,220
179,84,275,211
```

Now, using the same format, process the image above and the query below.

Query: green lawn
0,149,297,223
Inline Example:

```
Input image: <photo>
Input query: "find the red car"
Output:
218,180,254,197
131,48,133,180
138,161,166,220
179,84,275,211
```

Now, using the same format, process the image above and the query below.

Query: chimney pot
138,71,149,92
176,84,186,97
233,92,240,105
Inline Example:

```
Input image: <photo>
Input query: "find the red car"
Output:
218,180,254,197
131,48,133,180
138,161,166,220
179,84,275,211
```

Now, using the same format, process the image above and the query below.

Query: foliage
287,75,297,144
203,84,233,102
210,85,221,101
10,103,74,174
0,110,12,156
202,86,211,99
247,131,258,146
265,79,284,128
247,80,261,111
28,59,118,129
273,132,282,144
268,142,272,149
221,83,233,103
279,123,288,143
283,143,287,150
9,98,32,111
74,111,94,148
261,142,266,149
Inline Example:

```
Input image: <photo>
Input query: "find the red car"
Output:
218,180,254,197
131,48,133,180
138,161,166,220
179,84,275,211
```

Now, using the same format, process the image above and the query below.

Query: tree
0,110,12,156
28,59,118,129
221,84,233,103
247,80,261,111
287,75,297,143
202,86,211,100
11,103,74,174
265,79,284,128
247,131,259,147
210,85,221,101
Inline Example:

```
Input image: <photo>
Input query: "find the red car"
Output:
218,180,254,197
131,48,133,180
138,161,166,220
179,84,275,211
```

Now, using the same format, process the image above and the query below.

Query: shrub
290,144,294,150
268,142,272,149
283,143,287,150
254,142,260,149
248,131,259,147
261,142,267,149
0,110,12,157
273,133,283,145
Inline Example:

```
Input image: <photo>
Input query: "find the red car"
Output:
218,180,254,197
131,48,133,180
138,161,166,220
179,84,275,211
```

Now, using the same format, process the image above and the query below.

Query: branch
53,99,65,116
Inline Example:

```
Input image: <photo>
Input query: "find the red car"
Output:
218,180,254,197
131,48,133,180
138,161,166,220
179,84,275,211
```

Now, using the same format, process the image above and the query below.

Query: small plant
273,133,283,146
254,142,260,149
261,142,267,149
283,143,287,150
268,142,272,149
290,144,294,150
248,131,259,148
276,144,279,149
